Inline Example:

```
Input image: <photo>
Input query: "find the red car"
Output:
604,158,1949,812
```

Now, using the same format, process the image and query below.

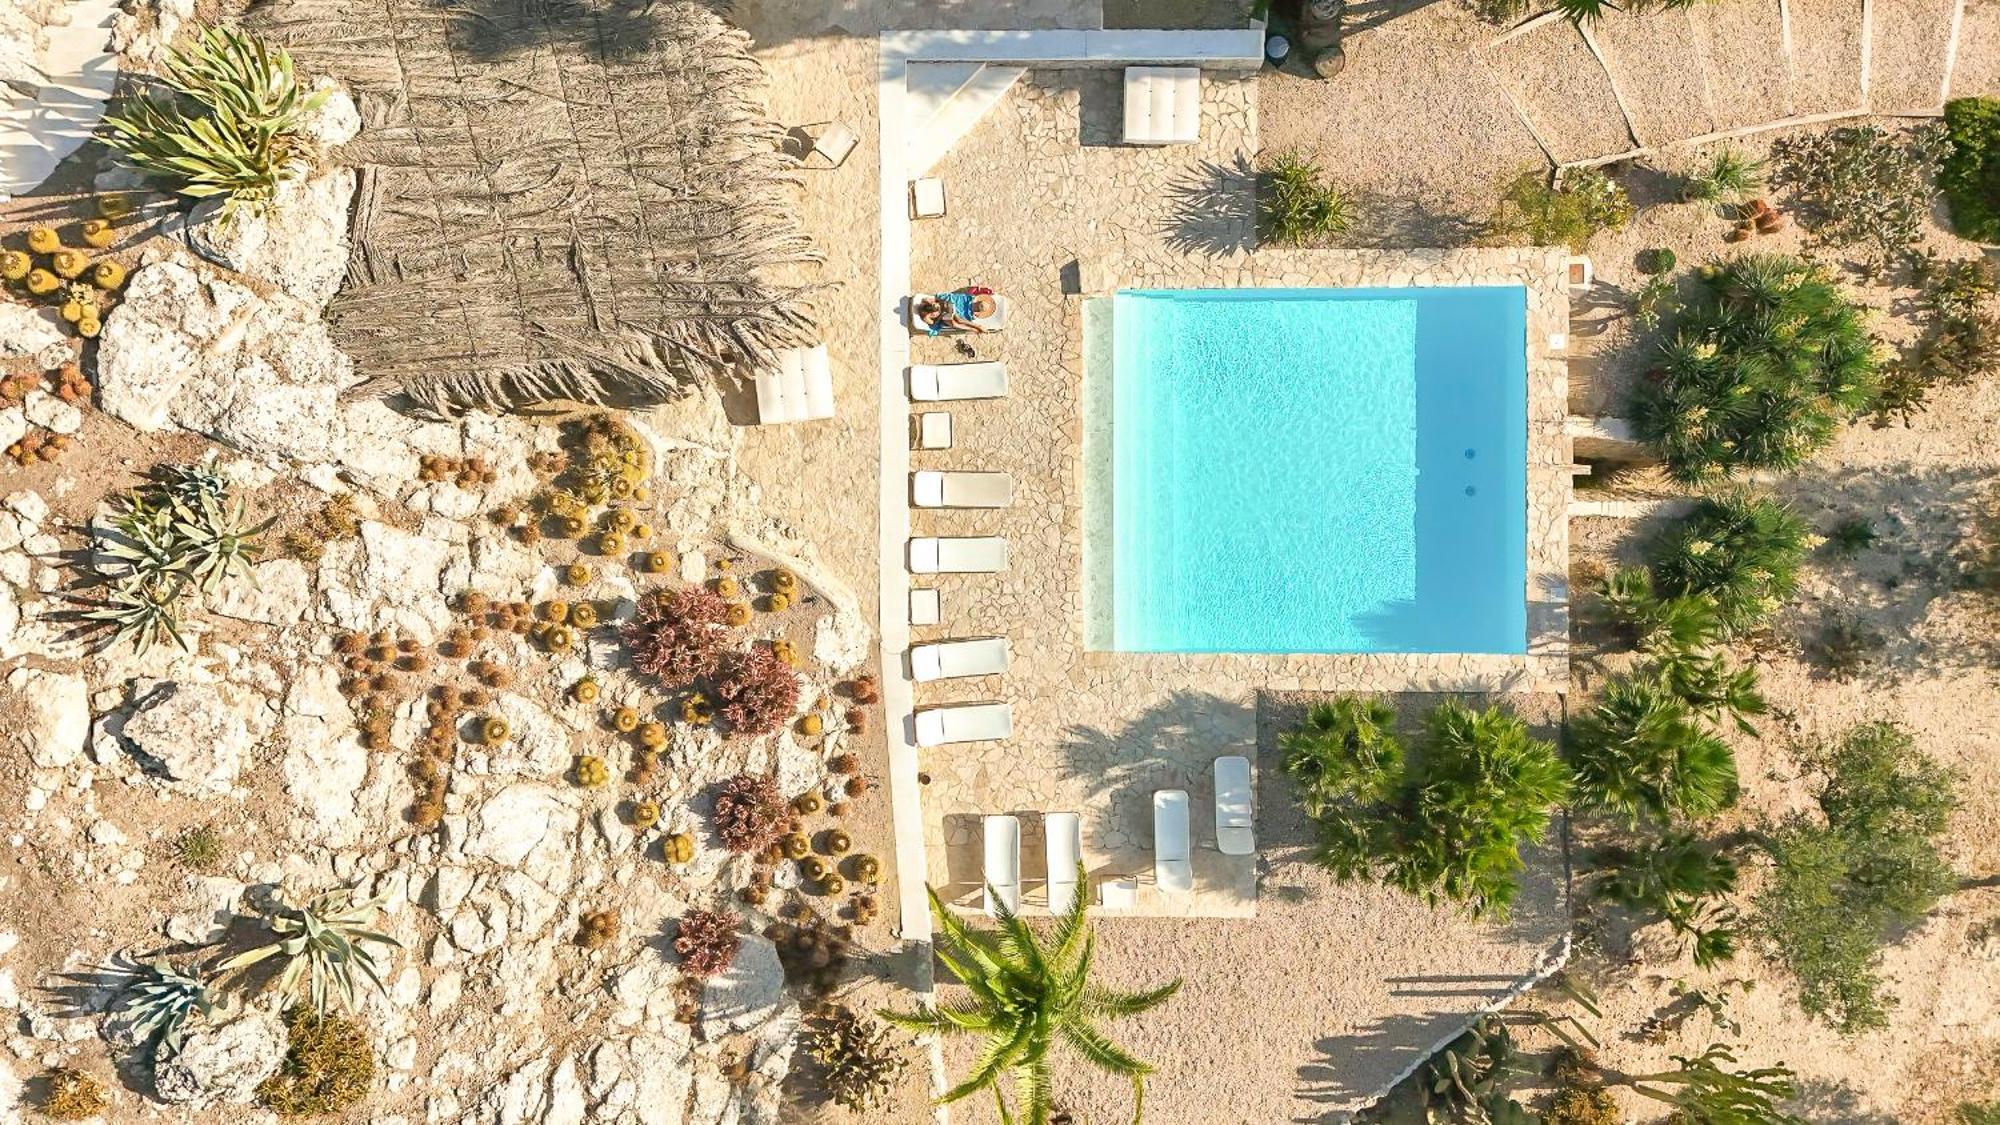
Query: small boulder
701,930,786,1038
153,1008,284,1106
120,680,275,792
5,666,89,768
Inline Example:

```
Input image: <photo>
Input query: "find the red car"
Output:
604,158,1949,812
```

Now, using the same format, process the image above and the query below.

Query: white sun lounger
909,362,1008,402
1045,812,1082,915
906,293,1010,333
1123,67,1201,145
1214,755,1256,857
1154,789,1192,894
908,536,1008,574
910,637,1010,682
914,702,1013,748
984,814,1022,917
752,345,835,424
912,470,1014,509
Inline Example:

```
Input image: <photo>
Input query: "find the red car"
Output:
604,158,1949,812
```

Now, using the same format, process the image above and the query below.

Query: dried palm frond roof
245,0,822,418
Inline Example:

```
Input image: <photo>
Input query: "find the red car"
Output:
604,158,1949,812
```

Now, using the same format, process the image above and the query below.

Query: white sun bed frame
1123,67,1201,145
1045,812,1082,915
914,702,1013,748
1154,789,1192,894
1213,755,1256,857
908,361,1008,402
984,814,1022,916
908,536,1008,574
752,345,835,424
912,470,1014,509
909,637,1010,682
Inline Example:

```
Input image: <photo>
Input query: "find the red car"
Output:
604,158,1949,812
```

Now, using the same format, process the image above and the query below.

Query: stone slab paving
1586,9,1720,147
909,70,1570,918
1687,0,1797,130
1952,0,2000,98
1786,0,1869,115
1483,20,1637,164
1867,0,1961,111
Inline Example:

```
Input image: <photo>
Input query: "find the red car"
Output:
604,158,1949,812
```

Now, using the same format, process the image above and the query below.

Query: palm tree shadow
1161,156,1258,257
1058,688,1257,852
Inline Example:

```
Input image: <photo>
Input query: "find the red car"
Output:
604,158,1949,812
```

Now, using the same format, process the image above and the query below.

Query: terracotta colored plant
622,586,730,687
713,773,789,854
713,645,801,736
674,908,742,978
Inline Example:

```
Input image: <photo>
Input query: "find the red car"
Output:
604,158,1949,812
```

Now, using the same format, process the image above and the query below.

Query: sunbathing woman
915,289,997,335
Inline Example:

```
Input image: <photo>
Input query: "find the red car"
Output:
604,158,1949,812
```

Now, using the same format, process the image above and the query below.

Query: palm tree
1567,674,1739,824
880,871,1181,1125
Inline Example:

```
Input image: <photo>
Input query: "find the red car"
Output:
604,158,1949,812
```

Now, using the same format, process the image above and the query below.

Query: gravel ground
1259,4,1546,244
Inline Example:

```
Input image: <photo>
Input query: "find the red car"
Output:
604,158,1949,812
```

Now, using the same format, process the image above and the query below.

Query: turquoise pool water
1109,287,1527,654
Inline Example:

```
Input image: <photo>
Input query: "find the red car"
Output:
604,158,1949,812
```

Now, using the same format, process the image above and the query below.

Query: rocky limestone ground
0,78,905,1124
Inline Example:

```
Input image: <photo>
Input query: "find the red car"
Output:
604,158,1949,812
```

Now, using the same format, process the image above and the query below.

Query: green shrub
1631,255,1878,484
1648,648,1767,734
1961,1102,2000,1125
1546,1084,1621,1125
1638,247,1678,274
1753,722,1959,1033
1283,698,1569,918
1875,257,2000,427
101,24,330,217
257,1008,375,1115
1567,674,1738,825
1631,273,1678,331
1823,515,1876,556
1259,149,1353,246
1490,168,1632,250
1648,492,1811,635
1772,124,1951,270
1942,97,2000,243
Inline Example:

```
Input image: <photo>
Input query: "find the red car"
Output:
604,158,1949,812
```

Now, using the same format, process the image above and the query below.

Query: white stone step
904,61,983,137
0,0,120,199
906,65,1026,180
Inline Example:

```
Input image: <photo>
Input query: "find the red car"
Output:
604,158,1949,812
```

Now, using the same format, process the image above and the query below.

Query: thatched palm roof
247,0,822,418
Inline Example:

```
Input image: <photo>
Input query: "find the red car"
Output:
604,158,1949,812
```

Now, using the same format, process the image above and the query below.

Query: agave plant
880,869,1180,1125
216,888,401,1015
170,490,274,594
115,958,215,1063
156,462,233,509
96,496,187,584
1680,148,1766,203
101,24,329,215
79,576,192,654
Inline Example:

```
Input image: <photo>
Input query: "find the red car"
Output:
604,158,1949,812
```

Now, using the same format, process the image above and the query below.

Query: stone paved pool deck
904,69,1572,916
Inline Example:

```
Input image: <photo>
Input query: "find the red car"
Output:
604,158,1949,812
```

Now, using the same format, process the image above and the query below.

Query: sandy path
1587,10,1718,148
1485,20,1637,164
1786,0,1868,114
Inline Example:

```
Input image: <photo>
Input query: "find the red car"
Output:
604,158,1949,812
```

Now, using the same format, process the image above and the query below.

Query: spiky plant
79,576,193,654
881,868,1181,1125
1631,255,1877,484
216,888,401,1015
97,495,187,583
156,462,233,509
1567,675,1739,824
116,958,216,1063
100,24,329,216
1278,696,1403,815
1648,492,1810,636
170,489,274,594
1681,148,1766,202
1259,149,1353,247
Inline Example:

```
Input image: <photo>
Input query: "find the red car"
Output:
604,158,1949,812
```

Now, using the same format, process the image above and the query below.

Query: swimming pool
1105,287,1527,655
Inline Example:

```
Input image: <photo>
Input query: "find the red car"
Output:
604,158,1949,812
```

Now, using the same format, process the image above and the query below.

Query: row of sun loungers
981,812,1084,917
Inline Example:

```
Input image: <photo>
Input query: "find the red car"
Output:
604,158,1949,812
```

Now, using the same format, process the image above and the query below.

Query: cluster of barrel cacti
2,218,129,338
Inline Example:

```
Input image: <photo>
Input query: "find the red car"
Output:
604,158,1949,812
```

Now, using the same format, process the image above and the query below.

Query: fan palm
1568,675,1739,824
880,873,1180,1125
